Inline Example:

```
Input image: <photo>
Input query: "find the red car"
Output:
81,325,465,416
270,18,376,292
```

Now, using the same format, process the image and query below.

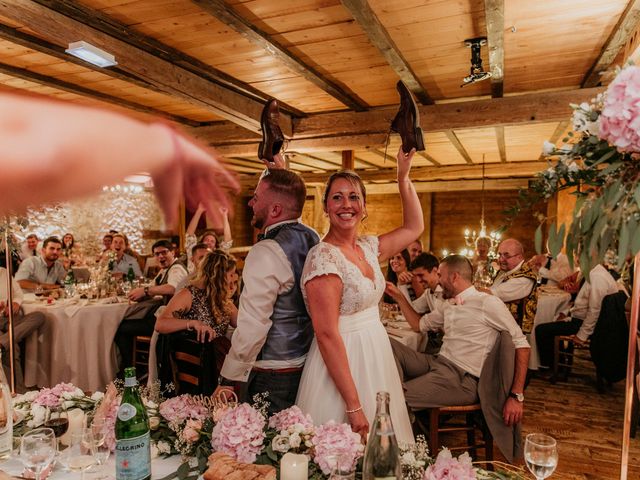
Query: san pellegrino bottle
362,391,401,480
0,351,13,459
127,265,136,284
115,367,151,480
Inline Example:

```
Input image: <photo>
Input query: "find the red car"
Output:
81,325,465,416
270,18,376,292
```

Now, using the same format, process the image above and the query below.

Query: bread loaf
203,452,276,480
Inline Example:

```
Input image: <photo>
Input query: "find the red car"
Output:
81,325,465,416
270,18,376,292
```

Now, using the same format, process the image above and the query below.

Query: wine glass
525,433,558,480
88,417,110,467
44,406,69,444
328,453,355,480
34,284,44,298
19,428,57,480
59,430,97,480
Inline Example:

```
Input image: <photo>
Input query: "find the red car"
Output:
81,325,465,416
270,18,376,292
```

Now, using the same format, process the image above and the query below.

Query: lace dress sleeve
359,235,381,259
301,242,344,287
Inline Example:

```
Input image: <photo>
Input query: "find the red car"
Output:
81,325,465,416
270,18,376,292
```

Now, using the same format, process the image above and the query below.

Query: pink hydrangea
159,395,209,426
180,418,203,444
211,403,266,464
599,66,640,153
423,448,476,480
268,406,313,432
312,421,364,475
33,383,79,408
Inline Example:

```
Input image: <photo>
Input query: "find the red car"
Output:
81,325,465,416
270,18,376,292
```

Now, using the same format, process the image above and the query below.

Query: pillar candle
280,452,308,480
59,408,85,446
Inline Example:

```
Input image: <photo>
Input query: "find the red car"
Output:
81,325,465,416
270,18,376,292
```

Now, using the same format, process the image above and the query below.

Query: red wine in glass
44,417,69,437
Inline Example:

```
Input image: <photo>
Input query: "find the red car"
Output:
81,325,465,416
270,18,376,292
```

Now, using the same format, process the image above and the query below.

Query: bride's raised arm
378,147,424,262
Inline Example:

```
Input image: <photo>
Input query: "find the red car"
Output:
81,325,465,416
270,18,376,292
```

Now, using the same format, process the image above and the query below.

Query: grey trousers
0,311,46,392
390,338,479,410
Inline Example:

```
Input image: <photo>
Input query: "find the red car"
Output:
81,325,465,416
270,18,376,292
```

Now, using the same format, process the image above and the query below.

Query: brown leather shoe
390,81,425,153
258,99,284,162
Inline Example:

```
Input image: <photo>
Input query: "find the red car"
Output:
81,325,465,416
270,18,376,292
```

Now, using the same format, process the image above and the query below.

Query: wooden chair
132,335,152,381
550,335,604,391
414,404,494,462
169,336,218,395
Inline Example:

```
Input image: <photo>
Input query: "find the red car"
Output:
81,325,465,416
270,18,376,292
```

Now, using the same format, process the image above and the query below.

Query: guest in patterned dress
155,250,238,394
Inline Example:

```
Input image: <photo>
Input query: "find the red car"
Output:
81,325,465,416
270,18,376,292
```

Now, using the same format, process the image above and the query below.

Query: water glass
525,433,558,480
20,428,57,480
59,429,97,480
88,417,110,466
327,454,355,480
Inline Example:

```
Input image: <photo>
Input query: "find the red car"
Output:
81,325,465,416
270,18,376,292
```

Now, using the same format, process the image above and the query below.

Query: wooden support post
419,193,433,252
178,200,186,255
313,186,326,235
342,150,355,170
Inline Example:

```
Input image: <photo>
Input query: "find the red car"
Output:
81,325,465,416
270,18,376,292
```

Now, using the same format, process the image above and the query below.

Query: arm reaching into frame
0,92,239,227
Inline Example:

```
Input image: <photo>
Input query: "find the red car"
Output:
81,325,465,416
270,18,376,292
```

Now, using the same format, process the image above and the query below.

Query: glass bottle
362,391,401,480
64,269,75,298
0,351,13,459
115,367,150,480
126,265,136,284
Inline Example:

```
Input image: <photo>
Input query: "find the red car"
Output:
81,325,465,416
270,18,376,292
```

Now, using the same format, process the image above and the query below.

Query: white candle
59,408,85,446
280,452,308,480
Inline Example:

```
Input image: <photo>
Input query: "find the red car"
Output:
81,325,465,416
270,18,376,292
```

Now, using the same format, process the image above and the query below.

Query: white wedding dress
295,236,414,445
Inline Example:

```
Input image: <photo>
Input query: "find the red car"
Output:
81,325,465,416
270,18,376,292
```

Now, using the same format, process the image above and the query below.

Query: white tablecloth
528,288,572,370
385,320,426,351
22,299,129,392
0,452,183,479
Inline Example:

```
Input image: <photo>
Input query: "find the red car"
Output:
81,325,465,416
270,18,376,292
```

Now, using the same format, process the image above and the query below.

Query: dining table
22,295,130,392
384,315,426,352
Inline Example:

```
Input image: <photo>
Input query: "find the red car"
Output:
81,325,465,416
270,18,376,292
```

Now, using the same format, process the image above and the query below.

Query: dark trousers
114,315,156,373
535,318,583,368
246,369,302,416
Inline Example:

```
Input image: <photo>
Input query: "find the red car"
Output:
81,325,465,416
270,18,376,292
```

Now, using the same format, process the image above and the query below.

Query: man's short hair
410,253,439,272
441,254,473,282
26,233,38,240
191,242,209,256
42,236,62,249
152,239,174,252
262,169,307,217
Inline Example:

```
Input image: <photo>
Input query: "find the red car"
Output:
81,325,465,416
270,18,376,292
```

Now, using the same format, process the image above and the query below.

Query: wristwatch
509,391,525,402
144,285,150,296
218,375,235,387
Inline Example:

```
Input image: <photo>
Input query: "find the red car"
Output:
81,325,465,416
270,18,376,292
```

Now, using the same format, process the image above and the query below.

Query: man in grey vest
217,161,319,414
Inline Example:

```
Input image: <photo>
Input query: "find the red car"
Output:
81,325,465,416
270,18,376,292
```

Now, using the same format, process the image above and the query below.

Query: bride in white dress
295,147,423,445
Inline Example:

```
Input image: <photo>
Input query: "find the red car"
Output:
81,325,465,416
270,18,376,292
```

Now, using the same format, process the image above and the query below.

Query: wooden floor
435,369,640,479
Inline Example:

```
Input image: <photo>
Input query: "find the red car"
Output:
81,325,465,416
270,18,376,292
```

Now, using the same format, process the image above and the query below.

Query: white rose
271,435,291,453
289,432,301,449
568,162,580,173
542,140,556,156
31,405,47,427
149,416,160,430
157,441,171,455
23,391,39,402
91,392,104,402
150,442,159,459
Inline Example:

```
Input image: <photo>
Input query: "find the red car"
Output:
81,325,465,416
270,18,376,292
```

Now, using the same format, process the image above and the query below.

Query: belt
252,366,303,374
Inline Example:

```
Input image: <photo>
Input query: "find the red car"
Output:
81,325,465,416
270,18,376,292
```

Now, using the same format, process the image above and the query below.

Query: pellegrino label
115,432,151,480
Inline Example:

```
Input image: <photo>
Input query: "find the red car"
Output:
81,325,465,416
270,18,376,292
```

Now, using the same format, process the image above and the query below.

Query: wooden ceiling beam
0,62,200,126
484,0,504,98
339,0,432,105
191,0,368,111
5,0,292,132
445,130,474,164
237,160,547,186
417,151,440,166
582,0,640,87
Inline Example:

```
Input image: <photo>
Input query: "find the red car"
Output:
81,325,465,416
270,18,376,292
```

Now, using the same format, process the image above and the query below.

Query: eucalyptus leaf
634,187,640,210
534,224,543,254
550,223,565,259
618,221,631,269
177,462,191,480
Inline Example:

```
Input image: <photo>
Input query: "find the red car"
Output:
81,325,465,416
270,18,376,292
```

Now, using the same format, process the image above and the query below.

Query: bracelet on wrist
346,406,362,414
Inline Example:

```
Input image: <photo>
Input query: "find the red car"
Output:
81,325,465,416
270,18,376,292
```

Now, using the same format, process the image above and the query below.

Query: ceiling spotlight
66,41,117,68
461,37,492,87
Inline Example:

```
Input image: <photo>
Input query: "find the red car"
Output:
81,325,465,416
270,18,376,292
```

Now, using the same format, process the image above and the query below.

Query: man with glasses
115,239,188,372
488,238,538,334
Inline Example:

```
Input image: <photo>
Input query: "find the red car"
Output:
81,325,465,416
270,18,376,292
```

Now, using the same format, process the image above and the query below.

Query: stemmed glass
43,406,69,447
59,429,97,480
524,433,558,480
19,428,57,480
328,454,355,480
88,417,110,468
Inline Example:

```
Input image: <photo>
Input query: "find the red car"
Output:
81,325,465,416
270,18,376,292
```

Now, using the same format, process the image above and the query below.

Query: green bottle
127,265,136,283
115,367,151,480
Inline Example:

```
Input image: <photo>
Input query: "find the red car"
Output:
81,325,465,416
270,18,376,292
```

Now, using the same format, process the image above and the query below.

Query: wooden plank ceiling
0,0,637,188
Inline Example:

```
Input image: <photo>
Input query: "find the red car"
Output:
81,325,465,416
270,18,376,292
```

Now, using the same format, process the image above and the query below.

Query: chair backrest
590,290,629,382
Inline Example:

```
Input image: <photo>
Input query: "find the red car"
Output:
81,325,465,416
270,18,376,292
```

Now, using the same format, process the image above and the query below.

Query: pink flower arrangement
423,448,476,480
102,396,121,452
268,405,313,432
312,421,364,475
33,383,79,407
211,403,266,464
599,66,640,153
159,394,209,426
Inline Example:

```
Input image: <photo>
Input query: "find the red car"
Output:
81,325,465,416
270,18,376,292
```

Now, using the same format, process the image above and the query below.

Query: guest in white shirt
19,234,40,261
390,255,530,426
109,233,142,279
0,266,45,391
528,252,574,287
535,263,620,369
15,236,66,291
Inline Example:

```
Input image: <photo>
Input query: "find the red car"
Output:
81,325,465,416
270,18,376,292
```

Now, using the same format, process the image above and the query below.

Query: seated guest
528,250,573,287
185,203,233,271
97,233,113,263
20,234,39,260
535,262,620,369
110,233,142,279
61,232,86,268
15,236,66,291
155,250,238,394
384,249,413,303
115,240,188,372
386,253,442,320
488,238,538,333
0,266,46,391
390,255,530,422
176,243,210,292
408,239,423,262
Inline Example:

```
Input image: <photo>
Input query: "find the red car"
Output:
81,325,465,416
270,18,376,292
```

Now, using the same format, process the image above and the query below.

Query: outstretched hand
151,124,240,229
384,281,402,301
396,147,416,180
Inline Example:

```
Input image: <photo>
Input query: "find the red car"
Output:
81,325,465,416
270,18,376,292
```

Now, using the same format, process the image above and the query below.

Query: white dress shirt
571,264,620,341
490,260,535,302
154,260,188,289
0,267,23,307
408,286,443,314
221,220,305,382
539,253,574,286
419,286,530,377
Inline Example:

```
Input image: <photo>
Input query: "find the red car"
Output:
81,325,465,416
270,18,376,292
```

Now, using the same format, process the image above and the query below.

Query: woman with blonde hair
155,250,238,394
